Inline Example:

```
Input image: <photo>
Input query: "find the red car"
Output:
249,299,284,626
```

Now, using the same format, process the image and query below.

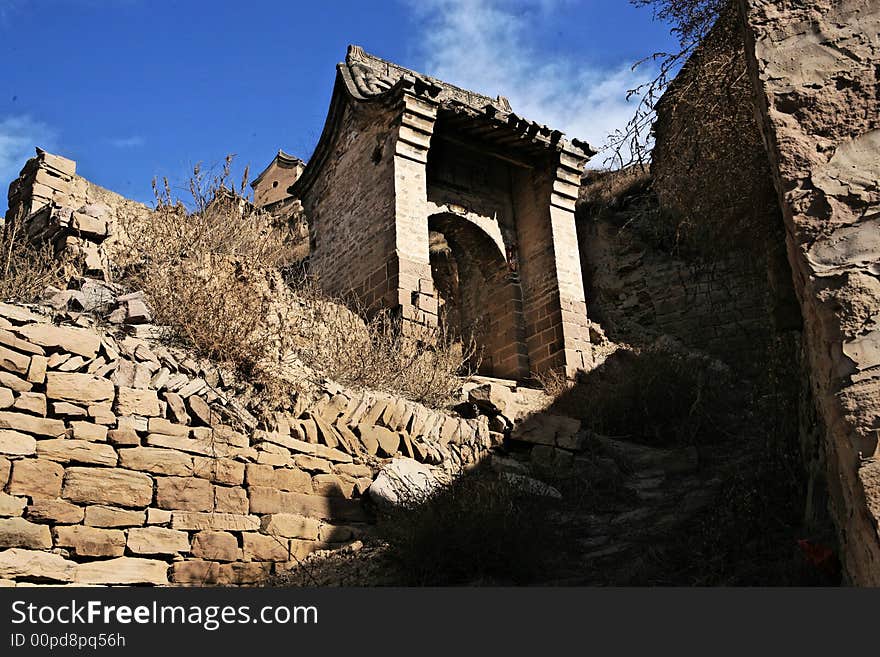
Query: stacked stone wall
0,302,495,586
5,149,151,279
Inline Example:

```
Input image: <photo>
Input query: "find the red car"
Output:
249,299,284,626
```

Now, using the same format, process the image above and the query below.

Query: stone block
249,486,366,522
187,394,214,426
155,475,213,511
163,392,190,425
147,417,189,437
0,346,31,375
0,492,25,516
242,532,289,561
107,427,140,446
0,548,76,582
83,505,146,528
468,382,514,416
169,560,222,585
8,458,64,498
115,387,161,417
0,412,65,438
88,403,117,427
192,457,244,486
260,513,320,540
36,439,117,466
74,557,168,585
294,455,333,473
70,421,108,442
333,462,373,479
145,433,241,458
214,486,248,514
127,526,190,555
12,391,44,416
16,324,100,358
191,531,240,561
52,401,86,418
118,446,194,477
171,511,259,532
312,473,354,498
145,508,172,525
274,467,313,493
27,355,49,383
289,538,323,560
26,500,83,524
0,430,36,455
45,372,114,404
357,423,399,456
0,517,52,549
54,525,125,557
62,467,154,507
0,372,32,392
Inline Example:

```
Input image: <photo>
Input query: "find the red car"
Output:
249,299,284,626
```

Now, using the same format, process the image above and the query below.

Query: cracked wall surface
741,0,880,584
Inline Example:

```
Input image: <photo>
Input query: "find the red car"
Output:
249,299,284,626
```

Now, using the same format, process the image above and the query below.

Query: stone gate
256,45,594,379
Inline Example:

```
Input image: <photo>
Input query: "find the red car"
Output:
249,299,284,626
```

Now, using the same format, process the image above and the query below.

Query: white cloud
407,0,655,165
0,115,57,188
109,135,145,148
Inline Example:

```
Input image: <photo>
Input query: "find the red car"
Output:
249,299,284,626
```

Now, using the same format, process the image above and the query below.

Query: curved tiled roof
290,45,595,198
343,45,512,113
251,149,305,188
341,45,595,157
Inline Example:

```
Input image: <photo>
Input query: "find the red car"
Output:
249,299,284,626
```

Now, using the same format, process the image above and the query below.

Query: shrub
279,279,477,407
551,345,740,446
114,157,286,373
116,156,474,408
376,468,556,585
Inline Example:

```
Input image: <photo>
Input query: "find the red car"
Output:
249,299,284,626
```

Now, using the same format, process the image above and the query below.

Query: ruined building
253,45,594,380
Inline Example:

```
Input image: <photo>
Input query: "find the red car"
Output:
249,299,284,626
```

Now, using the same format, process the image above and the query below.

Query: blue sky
0,0,677,205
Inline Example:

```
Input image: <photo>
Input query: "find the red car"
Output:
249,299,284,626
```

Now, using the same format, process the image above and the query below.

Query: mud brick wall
0,303,494,587
740,0,880,585
580,4,797,371
581,221,774,367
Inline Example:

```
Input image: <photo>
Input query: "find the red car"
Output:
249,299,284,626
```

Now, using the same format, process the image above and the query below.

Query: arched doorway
428,213,529,379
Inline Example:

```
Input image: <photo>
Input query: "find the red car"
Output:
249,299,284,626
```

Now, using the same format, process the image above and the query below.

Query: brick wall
301,102,399,311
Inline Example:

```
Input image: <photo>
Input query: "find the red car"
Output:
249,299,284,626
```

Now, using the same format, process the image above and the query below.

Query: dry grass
0,208,65,303
276,276,477,407
550,345,740,447
579,165,651,211
115,156,473,408
114,157,286,372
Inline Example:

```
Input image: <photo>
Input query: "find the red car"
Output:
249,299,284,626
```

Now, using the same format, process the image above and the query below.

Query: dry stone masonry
6,149,151,281
0,291,506,586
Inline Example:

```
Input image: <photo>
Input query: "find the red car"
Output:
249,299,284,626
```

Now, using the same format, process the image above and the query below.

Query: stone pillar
391,89,439,330
514,145,592,377
548,146,592,374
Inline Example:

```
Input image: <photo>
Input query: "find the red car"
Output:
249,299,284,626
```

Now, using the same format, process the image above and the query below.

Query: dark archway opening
428,213,528,379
